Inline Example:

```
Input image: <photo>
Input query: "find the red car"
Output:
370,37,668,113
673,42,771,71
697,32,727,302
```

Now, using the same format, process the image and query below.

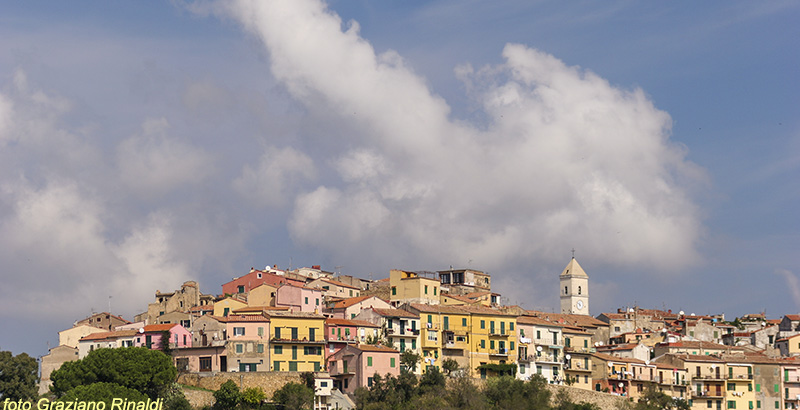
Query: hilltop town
38,258,800,410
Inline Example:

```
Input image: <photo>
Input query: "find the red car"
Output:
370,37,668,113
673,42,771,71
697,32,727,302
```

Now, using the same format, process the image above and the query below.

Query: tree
300,371,315,389
272,382,313,410
418,367,445,395
441,358,459,375
51,347,177,399
213,380,242,410
241,387,267,409
634,389,691,410
159,331,173,355
400,350,421,373
59,382,149,408
0,350,38,402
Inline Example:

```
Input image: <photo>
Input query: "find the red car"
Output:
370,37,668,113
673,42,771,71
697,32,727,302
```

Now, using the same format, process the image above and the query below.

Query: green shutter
368,356,373,367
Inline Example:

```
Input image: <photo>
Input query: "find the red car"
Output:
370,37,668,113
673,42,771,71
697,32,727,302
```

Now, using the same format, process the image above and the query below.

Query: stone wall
180,388,214,409
546,385,631,410
178,371,303,398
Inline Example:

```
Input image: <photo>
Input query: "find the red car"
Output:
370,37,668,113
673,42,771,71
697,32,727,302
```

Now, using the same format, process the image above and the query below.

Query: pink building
221,268,304,295
172,346,226,373
275,283,324,313
328,344,399,393
224,313,271,372
134,324,192,350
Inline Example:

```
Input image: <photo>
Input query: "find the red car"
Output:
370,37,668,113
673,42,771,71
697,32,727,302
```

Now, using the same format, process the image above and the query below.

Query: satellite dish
628,308,634,313
565,354,571,360
536,346,543,352
679,311,685,316
608,363,613,368
139,328,145,333
618,383,624,388
691,313,696,316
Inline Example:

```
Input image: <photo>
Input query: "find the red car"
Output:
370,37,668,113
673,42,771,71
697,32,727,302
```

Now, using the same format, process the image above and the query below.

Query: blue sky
0,1,798,358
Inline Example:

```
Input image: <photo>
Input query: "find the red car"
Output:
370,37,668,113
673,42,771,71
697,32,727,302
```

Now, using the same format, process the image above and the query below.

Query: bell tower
559,256,589,315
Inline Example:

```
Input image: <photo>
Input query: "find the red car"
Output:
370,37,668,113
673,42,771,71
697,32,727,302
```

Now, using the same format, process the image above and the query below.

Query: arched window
578,286,582,295
564,286,568,295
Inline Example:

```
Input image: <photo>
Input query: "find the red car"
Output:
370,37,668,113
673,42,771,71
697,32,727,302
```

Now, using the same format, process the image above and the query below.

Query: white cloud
222,0,705,273
117,117,213,199
233,145,316,207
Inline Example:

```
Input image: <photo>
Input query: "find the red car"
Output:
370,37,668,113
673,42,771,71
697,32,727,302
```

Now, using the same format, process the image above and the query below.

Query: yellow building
725,362,755,410
389,269,440,305
248,283,278,307
269,311,326,372
213,296,247,317
460,305,518,379
406,304,471,372
562,326,595,390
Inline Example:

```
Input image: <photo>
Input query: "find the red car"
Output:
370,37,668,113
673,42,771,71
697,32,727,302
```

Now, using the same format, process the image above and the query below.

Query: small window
233,327,245,336
391,287,396,296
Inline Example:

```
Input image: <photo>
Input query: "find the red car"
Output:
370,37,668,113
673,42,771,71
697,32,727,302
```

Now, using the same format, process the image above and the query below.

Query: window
368,377,373,387
368,357,373,367
480,340,485,349
510,322,515,331
392,287,396,296
274,345,283,354
727,401,735,409
481,320,485,329
305,297,309,304
274,361,281,371
390,358,395,368
258,327,264,337
316,298,319,306
199,357,212,372
233,327,245,336
756,384,760,392
578,286,581,295
236,344,243,353
275,327,281,339
490,340,495,350
462,318,467,327
257,344,264,353
289,362,298,372
727,383,735,391
434,287,437,295
237,285,244,293
425,285,428,294
707,401,712,409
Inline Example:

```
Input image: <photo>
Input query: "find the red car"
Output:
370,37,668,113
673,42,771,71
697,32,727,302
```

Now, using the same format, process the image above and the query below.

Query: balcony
693,374,726,381
730,374,753,380
424,322,439,331
270,337,326,344
536,355,561,364
489,331,509,337
519,355,535,363
386,328,420,337
489,349,510,356
519,337,532,344
691,390,724,399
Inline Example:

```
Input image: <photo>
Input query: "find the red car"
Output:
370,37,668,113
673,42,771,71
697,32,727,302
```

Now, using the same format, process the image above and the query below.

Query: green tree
241,387,267,409
444,375,487,410
400,350,421,373
418,367,445,395
272,382,313,410
441,359,459,375
300,371,315,389
159,331,173,355
213,380,242,410
634,389,691,410
484,375,551,410
50,347,177,399
0,351,38,401
59,382,149,408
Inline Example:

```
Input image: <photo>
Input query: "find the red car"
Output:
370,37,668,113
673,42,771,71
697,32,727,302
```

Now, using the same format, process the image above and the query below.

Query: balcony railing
270,337,326,344
386,328,420,336
691,390,724,398
730,374,753,380
519,355,535,362
519,337,532,344
489,349,509,356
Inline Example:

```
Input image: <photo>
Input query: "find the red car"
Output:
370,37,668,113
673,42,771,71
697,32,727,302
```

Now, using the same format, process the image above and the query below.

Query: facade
328,344,399,394
173,346,226,373
269,312,327,372
462,305,518,379
437,268,491,296
559,258,589,315
134,324,192,351
777,334,800,357
78,330,139,358
324,318,381,362
404,304,472,373
190,315,226,347
75,312,131,331
655,354,727,410
308,278,361,301
388,269,440,306
58,325,107,348
224,313,270,372
136,281,213,324
518,316,564,383
213,296,248,317
221,267,304,295
353,307,421,372
275,283,324,313
247,283,278,307
39,345,79,394
563,326,595,390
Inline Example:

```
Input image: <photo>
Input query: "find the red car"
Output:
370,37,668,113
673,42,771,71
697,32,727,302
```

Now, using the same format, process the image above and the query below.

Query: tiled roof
592,352,645,364
267,311,326,319
317,278,360,290
142,324,180,332
355,344,398,353
226,313,270,322
80,330,139,341
332,296,373,309
784,315,800,321
325,318,379,328
407,304,467,315
373,308,419,319
517,316,563,327
525,311,608,328
455,305,515,317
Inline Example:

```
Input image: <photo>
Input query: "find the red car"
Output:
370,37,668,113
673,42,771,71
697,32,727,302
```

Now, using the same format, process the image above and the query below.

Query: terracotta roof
189,305,214,312
143,324,179,332
316,278,360,290
80,330,138,341
667,353,725,363
267,311,325,319
453,305,515,317
407,304,467,315
596,343,642,352
441,293,479,304
355,344,398,353
660,341,734,350
225,313,270,322
332,296,373,309
232,306,289,313
325,318,379,328
525,311,608,328
517,316,563,327
784,315,800,321
372,308,419,319
592,352,646,364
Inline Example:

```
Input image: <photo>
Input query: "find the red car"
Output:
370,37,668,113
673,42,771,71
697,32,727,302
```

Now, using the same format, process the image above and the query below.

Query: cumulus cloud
117,117,213,199
222,0,705,273
233,145,316,207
